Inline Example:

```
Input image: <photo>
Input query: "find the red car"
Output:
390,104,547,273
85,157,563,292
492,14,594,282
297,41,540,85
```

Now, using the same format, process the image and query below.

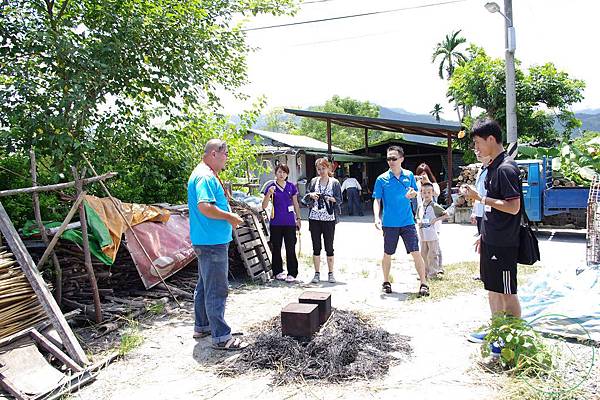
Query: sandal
382,281,392,294
212,337,248,351
193,331,210,339
418,283,430,297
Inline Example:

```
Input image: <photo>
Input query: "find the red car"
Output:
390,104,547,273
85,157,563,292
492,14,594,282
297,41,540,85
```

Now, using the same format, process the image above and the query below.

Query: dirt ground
73,220,597,400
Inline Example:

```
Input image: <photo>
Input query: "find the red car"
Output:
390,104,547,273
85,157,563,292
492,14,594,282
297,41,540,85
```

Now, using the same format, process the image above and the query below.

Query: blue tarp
520,265,600,342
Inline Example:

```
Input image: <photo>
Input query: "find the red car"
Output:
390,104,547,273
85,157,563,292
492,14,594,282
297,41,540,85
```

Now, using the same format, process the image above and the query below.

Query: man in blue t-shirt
373,146,429,297
187,139,247,350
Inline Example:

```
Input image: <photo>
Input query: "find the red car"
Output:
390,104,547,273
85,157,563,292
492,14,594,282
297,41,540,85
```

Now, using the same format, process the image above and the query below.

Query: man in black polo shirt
463,119,522,327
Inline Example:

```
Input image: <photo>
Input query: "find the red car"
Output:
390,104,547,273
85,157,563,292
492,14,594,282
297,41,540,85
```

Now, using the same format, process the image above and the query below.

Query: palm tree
432,30,467,80
432,30,467,121
430,104,444,122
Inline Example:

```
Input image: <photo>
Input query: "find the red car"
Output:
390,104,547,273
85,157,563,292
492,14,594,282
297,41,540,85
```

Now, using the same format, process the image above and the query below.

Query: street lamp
485,1,518,159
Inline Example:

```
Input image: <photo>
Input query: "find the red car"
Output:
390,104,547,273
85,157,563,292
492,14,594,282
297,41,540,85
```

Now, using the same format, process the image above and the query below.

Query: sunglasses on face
386,157,399,162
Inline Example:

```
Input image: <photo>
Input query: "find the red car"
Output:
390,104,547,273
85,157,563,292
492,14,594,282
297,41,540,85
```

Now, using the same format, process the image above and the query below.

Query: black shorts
382,225,419,255
480,242,518,294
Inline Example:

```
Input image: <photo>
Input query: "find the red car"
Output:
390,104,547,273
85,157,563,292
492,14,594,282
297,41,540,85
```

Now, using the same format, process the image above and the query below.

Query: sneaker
328,272,336,283
275,272,287,281
285,275,296,283
468,331,488,343
489,342,502,357
382,281,392,294
311,272,320,283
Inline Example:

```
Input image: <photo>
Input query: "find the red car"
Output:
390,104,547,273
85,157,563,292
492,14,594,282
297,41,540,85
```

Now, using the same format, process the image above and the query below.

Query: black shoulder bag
517,185,540,265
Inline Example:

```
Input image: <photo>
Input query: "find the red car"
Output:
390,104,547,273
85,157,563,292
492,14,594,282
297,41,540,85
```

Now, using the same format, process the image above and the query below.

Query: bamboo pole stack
0,245,47,339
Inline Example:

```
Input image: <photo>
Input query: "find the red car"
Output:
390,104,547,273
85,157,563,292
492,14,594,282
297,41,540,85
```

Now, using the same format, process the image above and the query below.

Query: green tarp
22,202,114,265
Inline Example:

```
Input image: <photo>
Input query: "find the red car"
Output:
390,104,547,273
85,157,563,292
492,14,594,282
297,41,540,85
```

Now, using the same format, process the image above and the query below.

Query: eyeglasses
386,157,399,162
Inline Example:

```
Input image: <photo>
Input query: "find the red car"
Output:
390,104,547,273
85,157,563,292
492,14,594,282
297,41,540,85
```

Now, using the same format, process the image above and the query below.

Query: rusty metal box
298,291,331,325
281,303,319,337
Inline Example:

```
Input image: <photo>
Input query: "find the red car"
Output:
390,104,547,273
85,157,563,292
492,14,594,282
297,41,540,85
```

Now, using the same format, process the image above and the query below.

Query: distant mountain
576,112,600,132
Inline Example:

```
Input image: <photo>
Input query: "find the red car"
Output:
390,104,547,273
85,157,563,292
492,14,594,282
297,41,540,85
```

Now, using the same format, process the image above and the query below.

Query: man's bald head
204,139,227,155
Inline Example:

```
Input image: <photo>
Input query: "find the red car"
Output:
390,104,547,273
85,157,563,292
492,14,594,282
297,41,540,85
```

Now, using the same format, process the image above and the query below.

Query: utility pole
504,0,518,159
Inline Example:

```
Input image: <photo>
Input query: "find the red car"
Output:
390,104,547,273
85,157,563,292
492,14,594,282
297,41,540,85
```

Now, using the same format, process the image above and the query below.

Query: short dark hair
387,145,404,157
275,163,290,179
421,182,434,190
471,118,503,144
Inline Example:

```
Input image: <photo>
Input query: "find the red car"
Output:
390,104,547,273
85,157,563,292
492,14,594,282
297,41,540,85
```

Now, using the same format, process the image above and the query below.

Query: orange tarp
84,195,170,262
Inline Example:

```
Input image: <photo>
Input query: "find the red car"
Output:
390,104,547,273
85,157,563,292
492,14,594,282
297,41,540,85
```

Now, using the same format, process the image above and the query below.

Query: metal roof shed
284,108,462,204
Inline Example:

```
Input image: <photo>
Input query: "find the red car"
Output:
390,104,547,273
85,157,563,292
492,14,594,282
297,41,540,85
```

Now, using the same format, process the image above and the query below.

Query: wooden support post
30,149,63,304
447,132,453,205
0,201,89,365
36,191,86,269
72,167,103,323
326,119,332,158
363,127,369,189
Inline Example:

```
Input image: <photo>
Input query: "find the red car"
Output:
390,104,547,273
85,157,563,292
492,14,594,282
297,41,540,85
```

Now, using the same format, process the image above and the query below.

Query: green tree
0,0,296,225
430,104,444,122
261,107,299,133
0,0,296,170
298,95,380,150
448,45,585,145
432,30,467,122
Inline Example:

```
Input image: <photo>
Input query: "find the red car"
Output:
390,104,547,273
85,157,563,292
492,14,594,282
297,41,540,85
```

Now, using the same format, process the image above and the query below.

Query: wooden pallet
232,210,272,282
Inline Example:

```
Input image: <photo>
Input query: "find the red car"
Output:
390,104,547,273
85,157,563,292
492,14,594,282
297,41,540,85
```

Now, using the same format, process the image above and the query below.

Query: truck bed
544,187,590,216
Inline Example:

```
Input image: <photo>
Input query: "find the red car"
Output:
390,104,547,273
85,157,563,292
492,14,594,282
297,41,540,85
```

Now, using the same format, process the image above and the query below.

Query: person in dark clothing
462,119,522,343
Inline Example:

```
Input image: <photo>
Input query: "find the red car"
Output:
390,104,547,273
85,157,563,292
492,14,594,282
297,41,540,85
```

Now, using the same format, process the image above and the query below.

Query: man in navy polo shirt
373,145,429,297
463,119,522,343
188,139,247,350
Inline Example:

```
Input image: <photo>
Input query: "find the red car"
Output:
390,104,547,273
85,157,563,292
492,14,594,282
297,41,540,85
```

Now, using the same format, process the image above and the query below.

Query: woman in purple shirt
261,164,302,282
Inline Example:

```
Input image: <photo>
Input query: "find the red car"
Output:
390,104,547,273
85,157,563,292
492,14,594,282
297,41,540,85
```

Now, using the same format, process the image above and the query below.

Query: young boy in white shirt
417,182,449,278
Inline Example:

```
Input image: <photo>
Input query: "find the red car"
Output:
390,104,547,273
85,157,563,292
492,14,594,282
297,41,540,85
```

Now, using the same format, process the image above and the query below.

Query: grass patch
146,301,165,315
407,262,540,302
118,321,144,356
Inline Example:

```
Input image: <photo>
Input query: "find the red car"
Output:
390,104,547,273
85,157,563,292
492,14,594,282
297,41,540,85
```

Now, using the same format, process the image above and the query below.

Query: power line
243,0,467,32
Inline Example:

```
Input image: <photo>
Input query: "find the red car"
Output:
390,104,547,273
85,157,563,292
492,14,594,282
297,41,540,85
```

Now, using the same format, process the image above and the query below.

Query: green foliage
296,95,380,150
449,45,585,145
481,314,553,375
1,0,294,222
118,320,144,356
261,107,299,133
432,30,467,80
430,103,444,122
518,131,600,185
146,301,165,315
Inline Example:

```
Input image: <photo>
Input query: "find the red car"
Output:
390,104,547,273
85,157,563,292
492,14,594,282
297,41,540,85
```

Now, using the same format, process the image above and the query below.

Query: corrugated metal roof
247,129,348,153
284,108,461,138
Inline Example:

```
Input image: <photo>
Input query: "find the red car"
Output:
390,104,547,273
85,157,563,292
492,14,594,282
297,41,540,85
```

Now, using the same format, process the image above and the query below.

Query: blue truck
518,157,590,223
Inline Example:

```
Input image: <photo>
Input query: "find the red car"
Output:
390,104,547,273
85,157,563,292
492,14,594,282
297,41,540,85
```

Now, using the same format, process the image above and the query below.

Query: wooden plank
241,239,261,251
0,172,117,197
232,226,259,279
249,213,272,270
0,201,89,365
30,329,82,372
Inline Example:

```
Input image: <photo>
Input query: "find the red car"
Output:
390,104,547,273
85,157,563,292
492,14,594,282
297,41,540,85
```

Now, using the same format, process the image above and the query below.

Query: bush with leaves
518,131,600,186
481,314,553,376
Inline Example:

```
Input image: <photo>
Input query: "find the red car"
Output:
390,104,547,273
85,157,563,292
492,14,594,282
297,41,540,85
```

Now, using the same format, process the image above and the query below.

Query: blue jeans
193,244,231,344
346,188,363,216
